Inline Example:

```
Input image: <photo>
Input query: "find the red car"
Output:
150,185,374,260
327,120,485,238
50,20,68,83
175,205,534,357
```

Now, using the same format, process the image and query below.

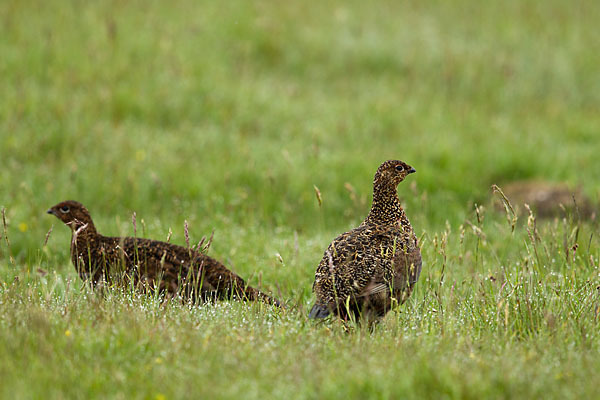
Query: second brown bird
47,201,280,306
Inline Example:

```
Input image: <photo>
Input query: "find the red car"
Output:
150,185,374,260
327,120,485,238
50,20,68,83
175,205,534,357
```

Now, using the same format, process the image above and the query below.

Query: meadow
1,0,600,398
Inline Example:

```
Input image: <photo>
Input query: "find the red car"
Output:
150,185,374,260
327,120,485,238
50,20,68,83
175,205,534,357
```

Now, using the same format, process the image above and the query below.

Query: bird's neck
68,220,100,277
365,182,406,226
69,220,98,246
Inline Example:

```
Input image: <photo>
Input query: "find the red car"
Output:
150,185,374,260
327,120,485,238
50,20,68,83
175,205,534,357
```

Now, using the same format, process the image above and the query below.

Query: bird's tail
308,303,330,319
244,286,283,308
208,264,282,307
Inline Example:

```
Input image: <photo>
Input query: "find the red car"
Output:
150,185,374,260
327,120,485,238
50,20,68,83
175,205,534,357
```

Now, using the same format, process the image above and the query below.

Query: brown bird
47,200,280,306
309,160,422,321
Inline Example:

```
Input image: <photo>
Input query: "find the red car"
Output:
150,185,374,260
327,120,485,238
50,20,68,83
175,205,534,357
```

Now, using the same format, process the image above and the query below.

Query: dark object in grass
309,160,422,322
493,181,595,220
47,201,280,306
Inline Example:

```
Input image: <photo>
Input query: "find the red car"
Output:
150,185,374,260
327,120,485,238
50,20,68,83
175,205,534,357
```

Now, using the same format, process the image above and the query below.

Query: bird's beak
46,209,56,216
408,167,416,174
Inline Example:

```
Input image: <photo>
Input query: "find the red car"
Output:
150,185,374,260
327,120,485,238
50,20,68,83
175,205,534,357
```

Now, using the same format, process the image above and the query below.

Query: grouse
47,201,280,306
309,160,422,321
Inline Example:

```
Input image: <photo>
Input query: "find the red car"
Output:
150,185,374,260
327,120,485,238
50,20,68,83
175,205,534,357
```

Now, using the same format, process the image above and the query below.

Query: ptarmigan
309,160,421,321
47,200,280,306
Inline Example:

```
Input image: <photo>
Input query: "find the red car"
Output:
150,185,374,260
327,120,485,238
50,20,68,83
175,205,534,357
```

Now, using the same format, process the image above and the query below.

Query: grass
1,0,599,398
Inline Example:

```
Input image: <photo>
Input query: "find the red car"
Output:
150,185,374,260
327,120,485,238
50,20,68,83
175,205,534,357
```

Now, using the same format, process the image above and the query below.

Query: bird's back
75,234,279,305
311,221,421,319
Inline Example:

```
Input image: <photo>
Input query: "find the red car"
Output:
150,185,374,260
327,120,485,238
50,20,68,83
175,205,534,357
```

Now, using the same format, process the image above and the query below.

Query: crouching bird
47,200,280,306
309,160,422,322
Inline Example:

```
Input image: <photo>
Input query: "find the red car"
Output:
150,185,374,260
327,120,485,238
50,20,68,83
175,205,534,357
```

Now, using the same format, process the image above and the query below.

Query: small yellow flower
65,330,72,337
135,150,146,161
155,357,163,364
18,223,28,232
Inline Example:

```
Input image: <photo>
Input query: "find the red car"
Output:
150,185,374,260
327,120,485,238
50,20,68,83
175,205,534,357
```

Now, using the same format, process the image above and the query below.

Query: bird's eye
395,165,404,172
60,206,70,213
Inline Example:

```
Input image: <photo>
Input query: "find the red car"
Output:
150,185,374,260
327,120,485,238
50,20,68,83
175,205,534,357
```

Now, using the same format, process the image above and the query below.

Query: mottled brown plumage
309,160,422,321
47,201,280,306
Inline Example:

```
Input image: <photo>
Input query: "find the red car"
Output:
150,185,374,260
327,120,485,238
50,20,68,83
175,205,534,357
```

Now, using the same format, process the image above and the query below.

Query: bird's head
373,160,416,188
47,200,95,231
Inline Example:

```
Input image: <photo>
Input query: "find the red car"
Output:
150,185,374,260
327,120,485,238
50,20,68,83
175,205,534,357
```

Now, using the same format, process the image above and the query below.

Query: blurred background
1,0,599,294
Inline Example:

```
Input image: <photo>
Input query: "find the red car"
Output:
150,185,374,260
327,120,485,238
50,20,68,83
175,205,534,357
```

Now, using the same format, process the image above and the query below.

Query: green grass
1,0,600,398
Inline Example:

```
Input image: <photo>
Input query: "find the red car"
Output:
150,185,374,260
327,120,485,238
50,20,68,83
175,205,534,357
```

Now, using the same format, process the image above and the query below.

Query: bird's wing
313,227,388,304
116,238,190,283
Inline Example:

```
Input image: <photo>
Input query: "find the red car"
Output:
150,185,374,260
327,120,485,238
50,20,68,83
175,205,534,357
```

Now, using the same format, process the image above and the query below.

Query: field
1,0,600,398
